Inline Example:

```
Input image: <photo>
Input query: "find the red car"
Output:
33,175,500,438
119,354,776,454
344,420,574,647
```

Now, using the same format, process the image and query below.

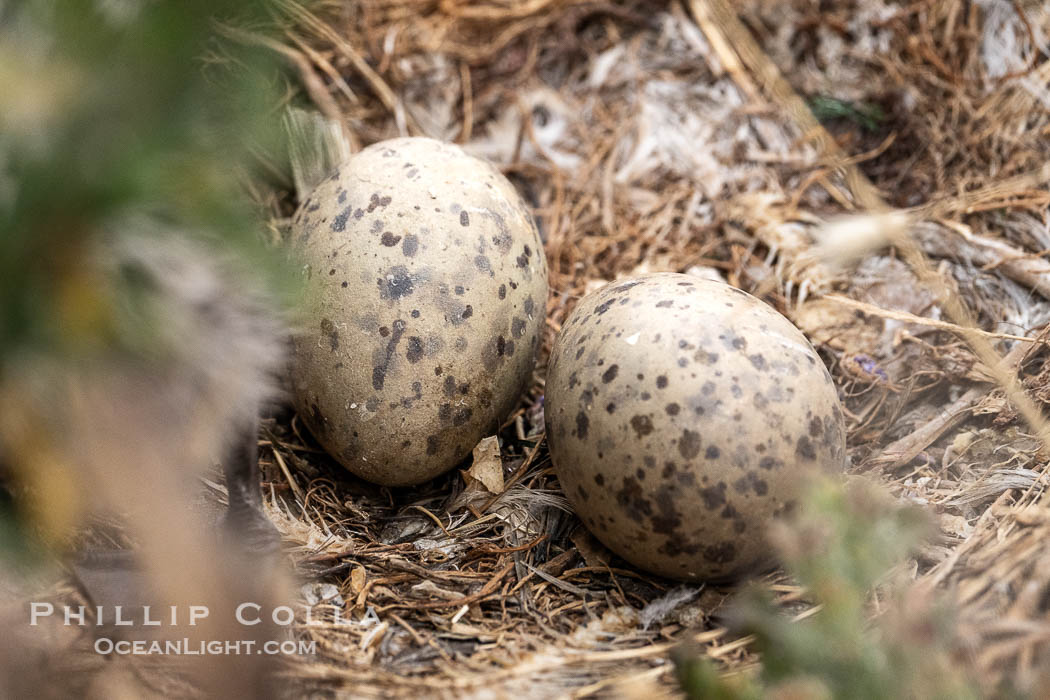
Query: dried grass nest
100,0,1050,696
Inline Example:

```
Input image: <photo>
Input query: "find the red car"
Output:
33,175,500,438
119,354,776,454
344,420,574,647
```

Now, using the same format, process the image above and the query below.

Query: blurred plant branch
673,477,981,699
0,0,295,360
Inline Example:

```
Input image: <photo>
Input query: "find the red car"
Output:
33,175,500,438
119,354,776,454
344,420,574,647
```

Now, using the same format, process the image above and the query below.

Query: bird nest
219,1,1050,695
237,0,1050,696
21,1,1050,697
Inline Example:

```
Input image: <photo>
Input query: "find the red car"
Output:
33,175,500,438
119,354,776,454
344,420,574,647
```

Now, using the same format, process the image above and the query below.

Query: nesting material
23,0,1050,696
256,0,1050,694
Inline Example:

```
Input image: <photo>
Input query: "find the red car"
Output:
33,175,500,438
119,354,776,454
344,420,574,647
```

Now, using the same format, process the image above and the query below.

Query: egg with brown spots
289,137,547,486
545,273,845,580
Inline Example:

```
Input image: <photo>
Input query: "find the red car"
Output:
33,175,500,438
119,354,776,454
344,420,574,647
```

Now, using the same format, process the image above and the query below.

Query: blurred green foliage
0,0,300,558
674,478,981,700
0,0,293,361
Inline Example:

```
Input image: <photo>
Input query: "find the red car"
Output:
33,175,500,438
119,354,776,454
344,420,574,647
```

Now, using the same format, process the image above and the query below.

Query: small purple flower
854,354,888,381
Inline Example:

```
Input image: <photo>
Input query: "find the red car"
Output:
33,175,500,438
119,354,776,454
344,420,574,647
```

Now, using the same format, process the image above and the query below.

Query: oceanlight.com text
94,638,317,656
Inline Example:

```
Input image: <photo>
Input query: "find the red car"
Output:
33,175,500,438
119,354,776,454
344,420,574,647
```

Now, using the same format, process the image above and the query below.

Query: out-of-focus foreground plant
0,0,294,552
0,0,291,357
673,478,981,700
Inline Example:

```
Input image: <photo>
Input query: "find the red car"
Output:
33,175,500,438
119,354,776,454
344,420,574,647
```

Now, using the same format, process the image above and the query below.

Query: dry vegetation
12,0,1050,697
232,0,1050,696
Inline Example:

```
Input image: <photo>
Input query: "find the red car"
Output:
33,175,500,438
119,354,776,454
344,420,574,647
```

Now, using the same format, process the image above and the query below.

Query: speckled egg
289,137,547,486
545,273,846,581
